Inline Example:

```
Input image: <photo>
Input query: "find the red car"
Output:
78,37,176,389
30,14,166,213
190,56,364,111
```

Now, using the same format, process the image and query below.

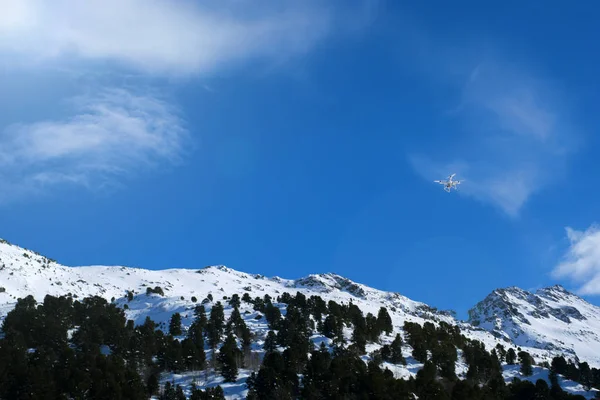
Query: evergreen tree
263,331,277,354
207,302,225,350
228,294,241,308
579,361,593,391
217,333,242,382
188,317,205,351
210,302,225,331
301,343,332,398
389,333,406,364
365,313,380,342
161,381,176,400
242,293,252,303
495,343,507,363
194,304,208,323
377,307,393,335
351,317,367,355
147,373,159,396
181,338,205,370
506,348,517,365
264,302,281,328
322,314,341,340
518,351,533,376
169,312,182,336
253,297,266,313
175,384,186,400
551,355,568,376
247,351,295,399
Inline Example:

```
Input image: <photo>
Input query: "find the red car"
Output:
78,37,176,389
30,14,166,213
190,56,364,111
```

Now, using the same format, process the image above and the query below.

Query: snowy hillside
0,237,597,366
468,285,600,368
0,238,599,398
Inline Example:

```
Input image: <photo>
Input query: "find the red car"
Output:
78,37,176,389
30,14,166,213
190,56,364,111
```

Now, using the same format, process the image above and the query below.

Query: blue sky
1,0,599,318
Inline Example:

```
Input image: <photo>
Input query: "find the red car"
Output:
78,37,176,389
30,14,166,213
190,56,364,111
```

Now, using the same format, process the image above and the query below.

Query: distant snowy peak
468,284,600,365
468,285,589,328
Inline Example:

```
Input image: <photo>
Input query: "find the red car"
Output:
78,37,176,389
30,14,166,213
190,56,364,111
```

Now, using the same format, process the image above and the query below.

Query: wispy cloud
552,225,600,295
409,58,579,217
0,0,377,201
0,88,190,202
0,0,372,77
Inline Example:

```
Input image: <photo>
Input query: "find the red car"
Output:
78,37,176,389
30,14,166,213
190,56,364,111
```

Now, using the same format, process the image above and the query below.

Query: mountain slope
0,237,597,366
0,238,599,399
468,284,600,368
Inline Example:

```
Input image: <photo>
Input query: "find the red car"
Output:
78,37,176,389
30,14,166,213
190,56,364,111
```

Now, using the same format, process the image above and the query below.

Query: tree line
0,289,596,399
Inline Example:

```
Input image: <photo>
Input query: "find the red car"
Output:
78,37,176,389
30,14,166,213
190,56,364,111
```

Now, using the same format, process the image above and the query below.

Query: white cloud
0,0,366,77
0,0,377,201
409,59,579,217
552,225,600,295
0,88,190,202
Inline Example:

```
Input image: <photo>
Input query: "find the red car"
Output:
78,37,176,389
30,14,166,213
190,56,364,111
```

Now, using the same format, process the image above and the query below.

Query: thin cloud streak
409,58,579,217
0,87,190,203
0,0,380,202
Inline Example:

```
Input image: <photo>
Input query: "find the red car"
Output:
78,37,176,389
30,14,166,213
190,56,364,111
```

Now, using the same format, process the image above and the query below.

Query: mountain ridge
1,237,599,371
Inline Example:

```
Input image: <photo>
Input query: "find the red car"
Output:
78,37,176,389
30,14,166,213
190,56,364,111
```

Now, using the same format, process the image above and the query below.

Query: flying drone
434,173,462,192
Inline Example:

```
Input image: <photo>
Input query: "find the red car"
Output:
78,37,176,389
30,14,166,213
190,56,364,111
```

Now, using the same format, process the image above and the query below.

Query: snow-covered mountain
0,237,599,398
468,284,600,368
0,238,467,337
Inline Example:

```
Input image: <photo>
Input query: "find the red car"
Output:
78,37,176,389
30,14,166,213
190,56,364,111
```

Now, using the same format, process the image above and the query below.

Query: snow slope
469,285,600,368
0,238,598,398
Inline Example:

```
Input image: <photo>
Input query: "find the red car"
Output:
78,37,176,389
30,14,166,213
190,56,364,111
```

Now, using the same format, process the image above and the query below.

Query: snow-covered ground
469,285,600,367
1,238,599,398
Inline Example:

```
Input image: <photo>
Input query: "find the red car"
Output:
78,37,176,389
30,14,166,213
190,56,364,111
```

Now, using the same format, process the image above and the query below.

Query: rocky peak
291,273,367,298
469,284,588,328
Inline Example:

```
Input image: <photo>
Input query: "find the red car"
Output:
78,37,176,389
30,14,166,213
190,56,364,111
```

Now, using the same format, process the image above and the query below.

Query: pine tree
242,293,252,303
210,302,225,333
301,343,332,398
175,384,186,400
412,340,428,363
551,355,568,376
506,348,517,365
264,302,281,328
161,381,176,400
495,343,507,363
579,361,593,390
181,338,205,370
377,307,393,336
253,297,266,313
228,294,241,308
193,304,207,323
226,307,244,335
389,333,406,364
207,302,225,350
169,313,182,336
322,315,338,339
365,313,380,342
187,318,205,351
351,320,367,355
147,373,159,396
518,351,533,376
263,330,277,354
218,333,242,382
